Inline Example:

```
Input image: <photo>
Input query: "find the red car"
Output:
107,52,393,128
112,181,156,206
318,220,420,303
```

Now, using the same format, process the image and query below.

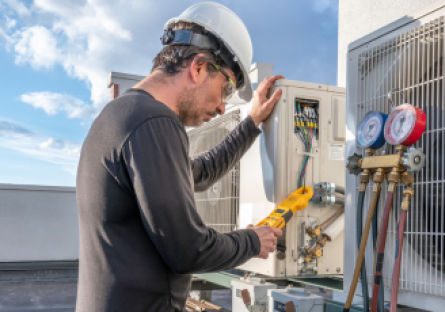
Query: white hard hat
162,2,253,103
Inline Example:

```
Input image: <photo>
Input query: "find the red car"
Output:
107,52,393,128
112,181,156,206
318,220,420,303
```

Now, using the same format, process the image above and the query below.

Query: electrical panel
236,79,346,277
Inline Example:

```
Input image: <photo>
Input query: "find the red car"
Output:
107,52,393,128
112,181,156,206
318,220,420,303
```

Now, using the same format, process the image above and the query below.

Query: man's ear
189,54,208,85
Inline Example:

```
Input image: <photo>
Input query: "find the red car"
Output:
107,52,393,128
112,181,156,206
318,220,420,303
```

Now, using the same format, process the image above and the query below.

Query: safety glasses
212,63,236,102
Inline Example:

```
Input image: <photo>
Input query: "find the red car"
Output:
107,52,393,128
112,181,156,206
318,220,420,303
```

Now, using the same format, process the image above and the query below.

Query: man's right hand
246,225,283,259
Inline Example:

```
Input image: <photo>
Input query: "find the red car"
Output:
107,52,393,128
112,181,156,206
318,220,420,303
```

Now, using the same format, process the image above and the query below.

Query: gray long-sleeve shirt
75,88,261,312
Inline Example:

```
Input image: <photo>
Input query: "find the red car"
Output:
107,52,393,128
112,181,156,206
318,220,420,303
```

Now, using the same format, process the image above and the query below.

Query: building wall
108,72,146,100
0,184,78,262
337,0,439,87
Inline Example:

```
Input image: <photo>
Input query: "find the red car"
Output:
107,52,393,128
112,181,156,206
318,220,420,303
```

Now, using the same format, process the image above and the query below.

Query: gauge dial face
384,104,417,145
357,111,384,148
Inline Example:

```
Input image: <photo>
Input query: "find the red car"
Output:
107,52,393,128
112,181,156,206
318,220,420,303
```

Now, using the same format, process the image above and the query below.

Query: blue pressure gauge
357,111,388,149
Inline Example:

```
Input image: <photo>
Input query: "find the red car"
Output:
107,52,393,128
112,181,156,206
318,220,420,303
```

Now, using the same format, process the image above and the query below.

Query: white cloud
313,0,338,13
21,91,95,119
13,25,61,69
0,120,36,136
2,0,30,16
39,137,65,149
5,16,17,29
0,119,81,175
3,0,161,116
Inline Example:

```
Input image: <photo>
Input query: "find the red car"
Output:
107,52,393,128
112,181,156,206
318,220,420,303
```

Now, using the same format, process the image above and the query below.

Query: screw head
414,156,421,164
336,267,341,273
326,268,329,272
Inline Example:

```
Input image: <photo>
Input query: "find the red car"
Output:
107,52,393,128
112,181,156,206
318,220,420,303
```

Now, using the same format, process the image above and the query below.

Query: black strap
160,29,243,88
161,29,218,50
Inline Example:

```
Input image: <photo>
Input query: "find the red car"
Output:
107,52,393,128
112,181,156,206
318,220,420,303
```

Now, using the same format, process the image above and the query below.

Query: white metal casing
236,80,346,277
345,1,445,310
231,278,277,312
267,288,323,312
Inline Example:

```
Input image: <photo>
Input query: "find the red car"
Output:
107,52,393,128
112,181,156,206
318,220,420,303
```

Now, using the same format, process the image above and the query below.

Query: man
76,2,284,311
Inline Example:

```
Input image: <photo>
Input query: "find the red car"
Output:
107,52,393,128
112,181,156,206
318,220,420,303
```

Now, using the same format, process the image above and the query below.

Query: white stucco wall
337,0,440,87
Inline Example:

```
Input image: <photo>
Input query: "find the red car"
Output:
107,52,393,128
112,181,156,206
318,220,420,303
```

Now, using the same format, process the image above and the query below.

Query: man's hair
151,22,228,77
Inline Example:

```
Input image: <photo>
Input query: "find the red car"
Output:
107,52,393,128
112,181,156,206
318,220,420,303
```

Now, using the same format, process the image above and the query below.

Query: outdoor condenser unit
188,64,346,278
345,2,445,310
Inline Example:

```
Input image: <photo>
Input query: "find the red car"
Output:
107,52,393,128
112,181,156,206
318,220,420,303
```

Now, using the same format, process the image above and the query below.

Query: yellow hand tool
256,186,313,229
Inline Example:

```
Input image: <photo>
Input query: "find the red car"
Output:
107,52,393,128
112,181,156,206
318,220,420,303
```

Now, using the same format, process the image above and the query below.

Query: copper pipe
389,187,414,312
321,206,344,230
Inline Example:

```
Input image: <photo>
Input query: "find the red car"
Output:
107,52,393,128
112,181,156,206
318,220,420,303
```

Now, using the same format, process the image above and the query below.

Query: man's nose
216,102,226,115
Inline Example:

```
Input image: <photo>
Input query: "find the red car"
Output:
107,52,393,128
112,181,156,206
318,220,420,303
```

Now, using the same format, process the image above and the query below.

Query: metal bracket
296,150,315,157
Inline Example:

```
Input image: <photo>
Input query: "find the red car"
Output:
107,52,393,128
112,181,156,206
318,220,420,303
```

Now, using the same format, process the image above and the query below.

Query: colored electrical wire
297,129,315,188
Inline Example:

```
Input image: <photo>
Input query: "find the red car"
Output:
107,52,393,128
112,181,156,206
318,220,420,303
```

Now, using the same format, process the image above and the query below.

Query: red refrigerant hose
389,187,414,312
370,188,395,312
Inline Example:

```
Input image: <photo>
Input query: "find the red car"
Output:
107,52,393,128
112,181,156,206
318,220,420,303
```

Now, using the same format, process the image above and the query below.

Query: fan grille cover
351,17,445,296
188,111,241,233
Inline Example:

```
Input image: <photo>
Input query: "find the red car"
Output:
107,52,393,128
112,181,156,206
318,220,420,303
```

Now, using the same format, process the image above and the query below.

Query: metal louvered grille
355,17,445,296
187,110,241,234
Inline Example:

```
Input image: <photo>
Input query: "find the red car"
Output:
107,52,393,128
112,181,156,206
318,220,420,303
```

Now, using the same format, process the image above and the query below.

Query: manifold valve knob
346,153,363,176
403,147,426,173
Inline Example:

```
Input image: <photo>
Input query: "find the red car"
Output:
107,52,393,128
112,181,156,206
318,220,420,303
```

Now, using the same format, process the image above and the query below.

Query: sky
0,0,339,187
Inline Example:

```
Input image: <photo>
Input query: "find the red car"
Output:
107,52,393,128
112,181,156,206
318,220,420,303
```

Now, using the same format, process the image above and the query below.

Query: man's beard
178,84,218,127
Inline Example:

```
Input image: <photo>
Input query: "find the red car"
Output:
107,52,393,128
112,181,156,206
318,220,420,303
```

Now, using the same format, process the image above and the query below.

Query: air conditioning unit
188,112,241,234
345,2,445,310
188,63,346,278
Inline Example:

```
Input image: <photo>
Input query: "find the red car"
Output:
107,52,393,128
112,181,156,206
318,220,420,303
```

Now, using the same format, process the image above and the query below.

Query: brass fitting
307,225,321,238
372,168,385,184
304,236,328,263
359,170,371,186
400,171,415,186
401,187,415,211
365,148,377,157
395,145,409,154
387,167,401,184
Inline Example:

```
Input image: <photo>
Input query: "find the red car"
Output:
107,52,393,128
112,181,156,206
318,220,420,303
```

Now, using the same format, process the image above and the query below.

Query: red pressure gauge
384,104,426,146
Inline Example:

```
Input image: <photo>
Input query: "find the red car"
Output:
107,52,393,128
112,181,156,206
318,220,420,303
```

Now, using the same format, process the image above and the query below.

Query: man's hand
246,224,283,259
250,75,285,128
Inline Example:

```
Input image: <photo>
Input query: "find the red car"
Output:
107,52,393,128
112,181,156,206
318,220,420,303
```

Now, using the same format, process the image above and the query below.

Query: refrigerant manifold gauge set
344,95,427,312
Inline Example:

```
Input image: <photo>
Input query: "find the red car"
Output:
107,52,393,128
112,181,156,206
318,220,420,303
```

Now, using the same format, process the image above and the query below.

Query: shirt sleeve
190,115,261,192
122,117,261,274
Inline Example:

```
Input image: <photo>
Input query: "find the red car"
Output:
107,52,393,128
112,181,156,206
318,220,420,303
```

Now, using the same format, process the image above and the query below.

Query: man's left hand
250,75,285,128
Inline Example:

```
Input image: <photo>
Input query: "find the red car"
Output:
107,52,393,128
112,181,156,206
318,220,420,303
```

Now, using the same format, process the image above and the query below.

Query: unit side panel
317,92,346,276
345,46,361,293
237,86,289,276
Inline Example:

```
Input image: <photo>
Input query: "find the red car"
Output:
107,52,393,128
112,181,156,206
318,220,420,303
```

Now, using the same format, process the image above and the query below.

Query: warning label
329,144,345,161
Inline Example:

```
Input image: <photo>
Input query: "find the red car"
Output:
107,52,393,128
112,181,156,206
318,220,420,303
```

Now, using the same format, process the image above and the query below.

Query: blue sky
0,0,338,187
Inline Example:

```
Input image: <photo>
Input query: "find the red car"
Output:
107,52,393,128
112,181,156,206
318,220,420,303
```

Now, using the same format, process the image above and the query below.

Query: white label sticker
329,144,345,161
